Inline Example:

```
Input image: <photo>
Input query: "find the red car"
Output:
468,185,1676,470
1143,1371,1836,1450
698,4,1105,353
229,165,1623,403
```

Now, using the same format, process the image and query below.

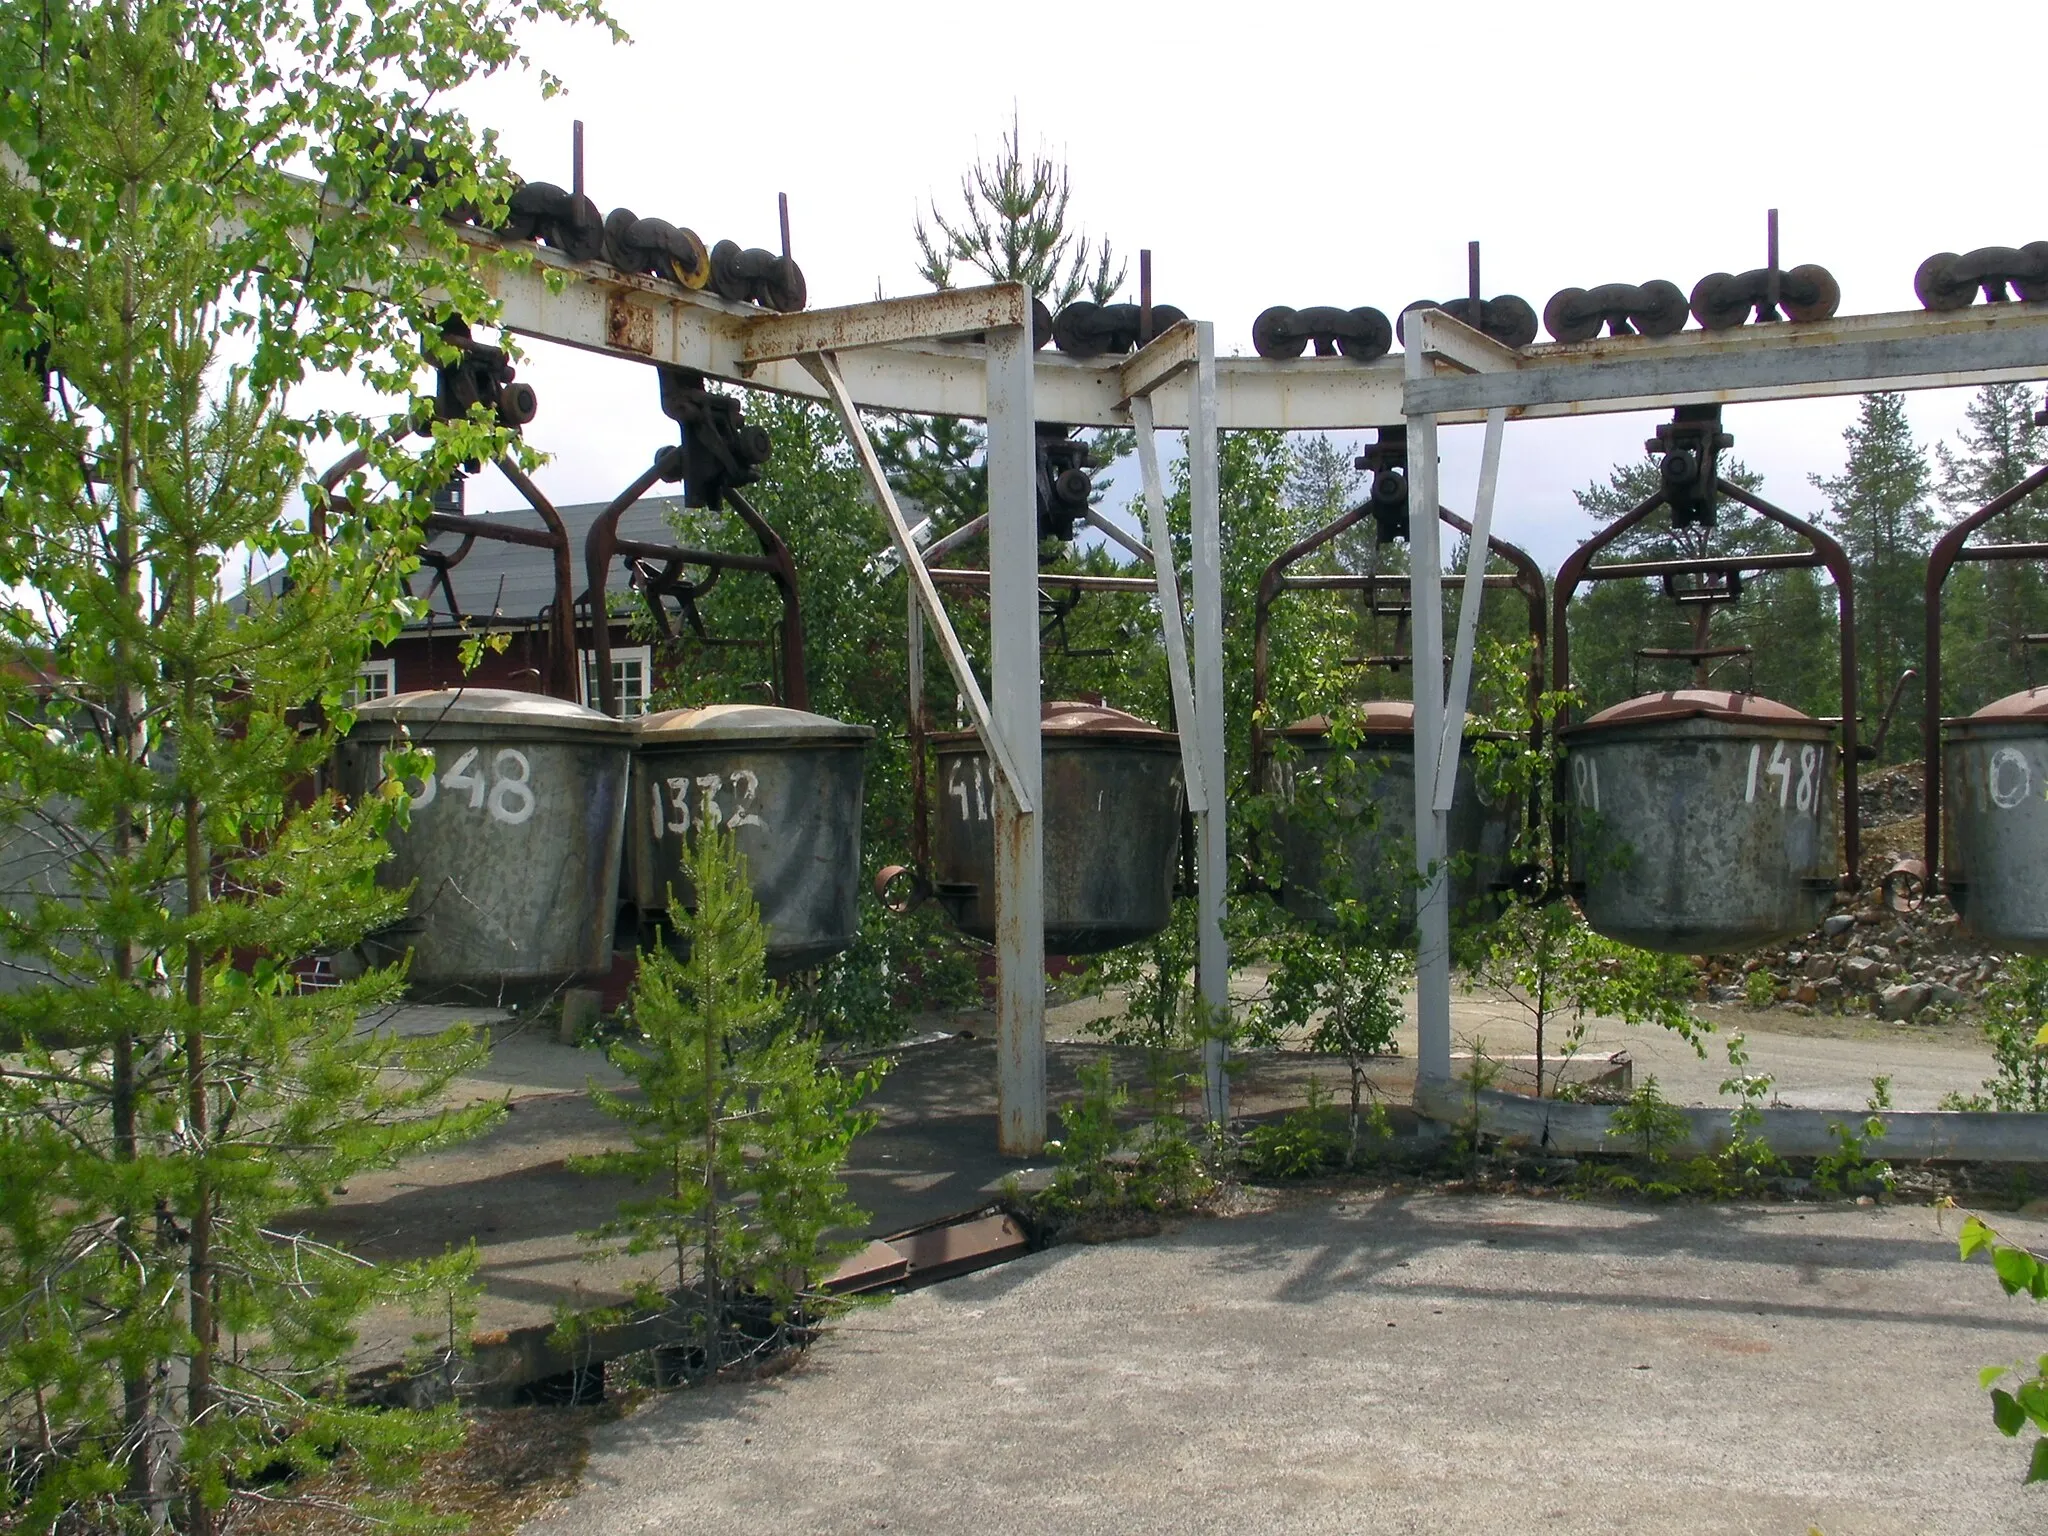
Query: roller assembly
603,209,710,289
1035,428,1096,541
655,365,773,508
1250,305,1393,360
1688,264,1840,329
500,180,607,264
1542,281,1690,342
1914,244,2048,310
1051,301,1188,357
1394,295,1540,350
428,318,537,432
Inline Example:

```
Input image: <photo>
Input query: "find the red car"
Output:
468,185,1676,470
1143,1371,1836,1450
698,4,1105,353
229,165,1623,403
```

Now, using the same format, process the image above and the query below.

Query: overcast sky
434,0,2048,573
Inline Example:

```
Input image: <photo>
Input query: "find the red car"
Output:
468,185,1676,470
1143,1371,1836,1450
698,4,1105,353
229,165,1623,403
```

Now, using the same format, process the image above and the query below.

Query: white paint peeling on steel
984,317,1048,1158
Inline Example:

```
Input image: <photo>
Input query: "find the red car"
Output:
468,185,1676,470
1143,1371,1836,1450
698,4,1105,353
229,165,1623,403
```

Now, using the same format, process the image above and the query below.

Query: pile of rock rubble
1697,763,2012,1023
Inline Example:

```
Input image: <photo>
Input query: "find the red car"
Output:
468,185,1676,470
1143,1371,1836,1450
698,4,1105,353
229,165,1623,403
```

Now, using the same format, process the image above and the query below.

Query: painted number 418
1744,741,1821,815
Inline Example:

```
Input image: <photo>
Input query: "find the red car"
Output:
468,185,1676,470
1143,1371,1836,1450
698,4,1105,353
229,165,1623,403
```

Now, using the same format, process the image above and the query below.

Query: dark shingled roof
249,493,695,626
407,493,691,626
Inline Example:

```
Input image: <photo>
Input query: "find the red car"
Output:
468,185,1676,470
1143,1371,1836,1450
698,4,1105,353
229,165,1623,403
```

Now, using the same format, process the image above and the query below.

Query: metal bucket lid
1563,688,1824,737
931,699,1176,749
1959,686,2048,726
635,701,874,744
347,687,631,741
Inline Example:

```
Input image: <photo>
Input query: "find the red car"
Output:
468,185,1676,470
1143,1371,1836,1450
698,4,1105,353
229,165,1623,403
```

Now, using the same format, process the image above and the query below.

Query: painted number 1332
653,769,767,837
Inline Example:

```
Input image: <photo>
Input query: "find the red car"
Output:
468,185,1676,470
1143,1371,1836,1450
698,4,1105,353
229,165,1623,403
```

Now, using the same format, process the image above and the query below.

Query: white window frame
581,645,652,718
350,658,397,706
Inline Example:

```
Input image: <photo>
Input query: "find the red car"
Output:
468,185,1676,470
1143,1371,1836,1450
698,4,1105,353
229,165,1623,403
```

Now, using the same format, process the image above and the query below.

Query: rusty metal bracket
1551,445,1863,888
581,437,808,717
1919,447,2048,888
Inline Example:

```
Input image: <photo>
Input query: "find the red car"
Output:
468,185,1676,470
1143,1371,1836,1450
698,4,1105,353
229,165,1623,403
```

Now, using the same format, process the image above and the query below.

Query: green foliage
1606,1076,1691,1162
1973,962,2048,1113
1715,1032,1783,1190
1040,1057,1213,1223
914,113,1123,310
1242,1081,1347,1179
1812,1110,1893,1196
1936,384,2048,719
0,2,615,1528
1958,1215,2048,1484
1744,967,1778,1009
1239,1078,1391,1180
574,828,883,1381
1812,394,1938,761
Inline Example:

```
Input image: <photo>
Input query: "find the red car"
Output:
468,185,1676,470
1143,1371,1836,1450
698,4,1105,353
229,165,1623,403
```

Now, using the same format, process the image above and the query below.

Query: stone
1822,914,1856,938
1842,956,1884,988
1815,977,1845,1003
1786,951,1807,968
1794,982,1820,1006
1804,953,1835,979
1865,944,1892,964
1878,982,1933,1021
1928,982,1969,1010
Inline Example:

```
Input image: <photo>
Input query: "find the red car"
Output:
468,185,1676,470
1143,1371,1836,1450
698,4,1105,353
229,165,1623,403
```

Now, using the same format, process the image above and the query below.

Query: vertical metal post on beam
985,314,1046,1156
1405,346,1452,1088
1188,322,1230,1124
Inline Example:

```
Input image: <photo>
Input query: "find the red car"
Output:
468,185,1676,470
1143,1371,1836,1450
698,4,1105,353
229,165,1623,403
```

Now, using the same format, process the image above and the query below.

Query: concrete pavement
520,1195,2048,1536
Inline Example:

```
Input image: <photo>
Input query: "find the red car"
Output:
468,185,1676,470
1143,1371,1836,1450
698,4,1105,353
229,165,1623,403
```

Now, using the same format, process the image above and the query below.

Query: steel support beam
1130,393,1208,817
803,352,1030,812
738,286,1027,364
1433,408,1507,812
985,317,1046,1158
1188,323,1230,1123
1405,303,2048,419
1405,345,1453,1090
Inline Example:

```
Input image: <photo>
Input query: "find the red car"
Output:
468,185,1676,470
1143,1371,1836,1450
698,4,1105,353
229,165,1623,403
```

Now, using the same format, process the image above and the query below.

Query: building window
350,658,397,705
581,645,651,717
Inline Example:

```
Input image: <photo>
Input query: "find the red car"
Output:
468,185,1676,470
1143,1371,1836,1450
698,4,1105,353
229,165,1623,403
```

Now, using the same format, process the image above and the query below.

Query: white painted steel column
1405,346,1452,1088
1433,408,1507,812
985,317,1046,1156
1189,323,1230,1123
1129,393,1207,818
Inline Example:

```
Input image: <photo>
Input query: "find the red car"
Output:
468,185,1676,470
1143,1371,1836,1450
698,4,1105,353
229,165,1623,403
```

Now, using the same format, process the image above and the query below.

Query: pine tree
1811,394,1938,760
1935,384,2048,715
0,2,611,1529
882,119,1128,540
575,827,883,1381
914,112,1124,311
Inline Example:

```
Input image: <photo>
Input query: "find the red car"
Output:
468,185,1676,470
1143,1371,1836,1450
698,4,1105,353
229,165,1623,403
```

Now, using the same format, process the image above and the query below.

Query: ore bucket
333,688,632,1001
1943,686,2048,954
929,701,1182,955
626,703,873,975
1269,702,1515,939
1562,689,1837,954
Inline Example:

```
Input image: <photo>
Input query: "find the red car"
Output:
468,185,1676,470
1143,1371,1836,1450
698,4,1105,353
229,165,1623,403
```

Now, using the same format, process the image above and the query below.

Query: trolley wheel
1543,287,1600,344
1336,306,1393,361
1635,279,1690,336
1781,263,1841,323
1252,306,1307,359
1914,252,1973,311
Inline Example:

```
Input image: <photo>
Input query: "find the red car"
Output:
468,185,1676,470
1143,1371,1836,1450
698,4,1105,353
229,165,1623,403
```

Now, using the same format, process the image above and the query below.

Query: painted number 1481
1744,741,1822,815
